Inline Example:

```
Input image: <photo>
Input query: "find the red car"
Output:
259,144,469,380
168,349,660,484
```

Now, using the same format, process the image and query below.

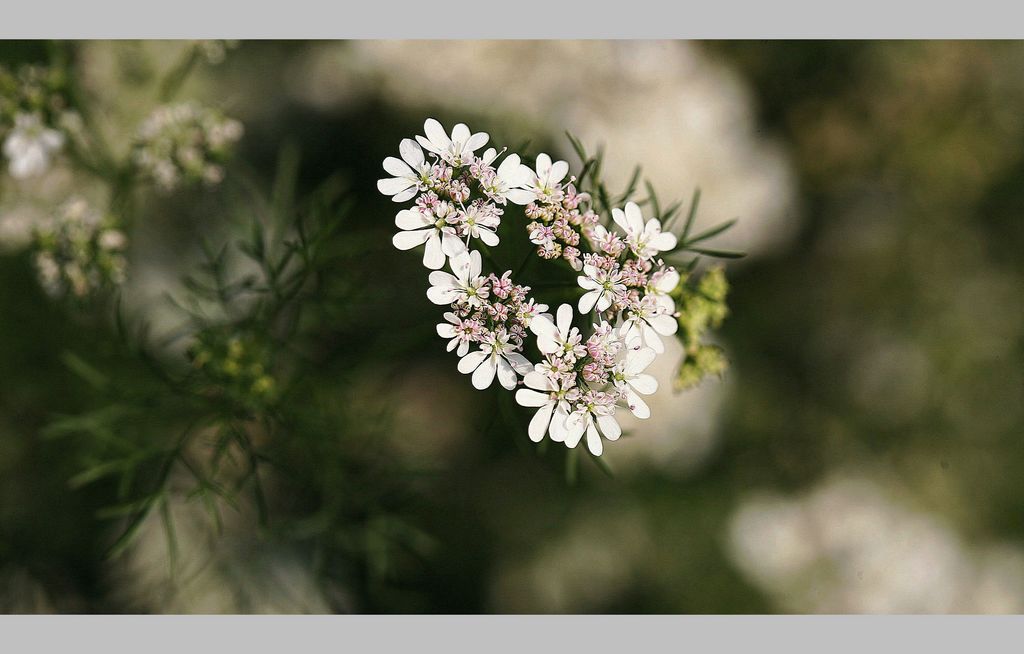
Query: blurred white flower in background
727,473,1024,613
3,113,64,179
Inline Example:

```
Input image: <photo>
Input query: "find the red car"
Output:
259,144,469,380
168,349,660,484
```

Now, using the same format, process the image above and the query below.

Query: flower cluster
32,197,127,299
0,64,71,179
132,102,243,191
431,250,543,390
381,118,703,457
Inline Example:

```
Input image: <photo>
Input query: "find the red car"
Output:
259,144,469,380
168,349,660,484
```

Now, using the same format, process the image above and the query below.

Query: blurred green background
0,41,1022,613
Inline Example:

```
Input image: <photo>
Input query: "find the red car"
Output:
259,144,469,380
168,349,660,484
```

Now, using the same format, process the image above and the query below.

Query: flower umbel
380,117,735,459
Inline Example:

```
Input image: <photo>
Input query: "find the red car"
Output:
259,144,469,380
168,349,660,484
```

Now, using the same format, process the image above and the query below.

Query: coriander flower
514,369,573,443
611,201,677,260
564,393,622,457
416,118,488,167
3,113,64,179
646,265,681,313
618,295,678,354
378,138,433,202
427,249,488,307
611,347,658,419
461,203,501,247
529,303,586,362
523,153,569,203
480,152,534,205
577,264,626,314
436,311,481,357
393,204,466,269
457,330,533,391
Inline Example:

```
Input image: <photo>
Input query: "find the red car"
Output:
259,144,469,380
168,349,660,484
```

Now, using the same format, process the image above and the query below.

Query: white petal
496,357,518,390
535,153,552,179
427,284,460,305
479,229,500,247
628,373,658,395
392,229,432,251
505,189,535,205
377,177,415,196
649,231,678,252
586,422,604,456
450,123,471,147
596,415,621,441
516,389,550,408
496,153,521,178
549,405,570,442
624,201,645,234
578,290,600,315
471,357,497,389
650,313,678,336
423,118,450,152
523,371,554,392
423,232,446,269
625,388,650,419
530,314,558,340
399,139,424,167
548,160,569,185
395,209,430,230
392,186,418,203
656,269,681,293
458,350,487,374
467,250,482,278
464,131,489,153
641,323,665,353
527,403,554,443
595,292,613,313
441,231,467,258
611,207,631,235
564,413,586,448
428,270,458,288
505,352,534,375
624,348,657,375
436,324,456,338
383,156,413,178
556,303,573,337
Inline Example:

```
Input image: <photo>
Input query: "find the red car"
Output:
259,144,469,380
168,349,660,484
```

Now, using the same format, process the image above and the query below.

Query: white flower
611,201,677,260
618,295,678,354
415,118,488,167
529,303,585,361
392,203,467,270
524,153,569,203
436,311,477,357
564,402,621,457
612,348,659,419
457,330,533,391
577,264,625,314
646,265,681,313
461,203,501,247
426,249,488,307
3,113,64,179
480,151,534,205
514,369,573,443
377,138,432,202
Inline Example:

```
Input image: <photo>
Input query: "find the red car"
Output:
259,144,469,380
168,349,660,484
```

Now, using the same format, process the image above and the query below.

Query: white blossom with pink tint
577,264,626,314
416,118,488,167
612,347,659,419
611,201,678,260
377,138,432,202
